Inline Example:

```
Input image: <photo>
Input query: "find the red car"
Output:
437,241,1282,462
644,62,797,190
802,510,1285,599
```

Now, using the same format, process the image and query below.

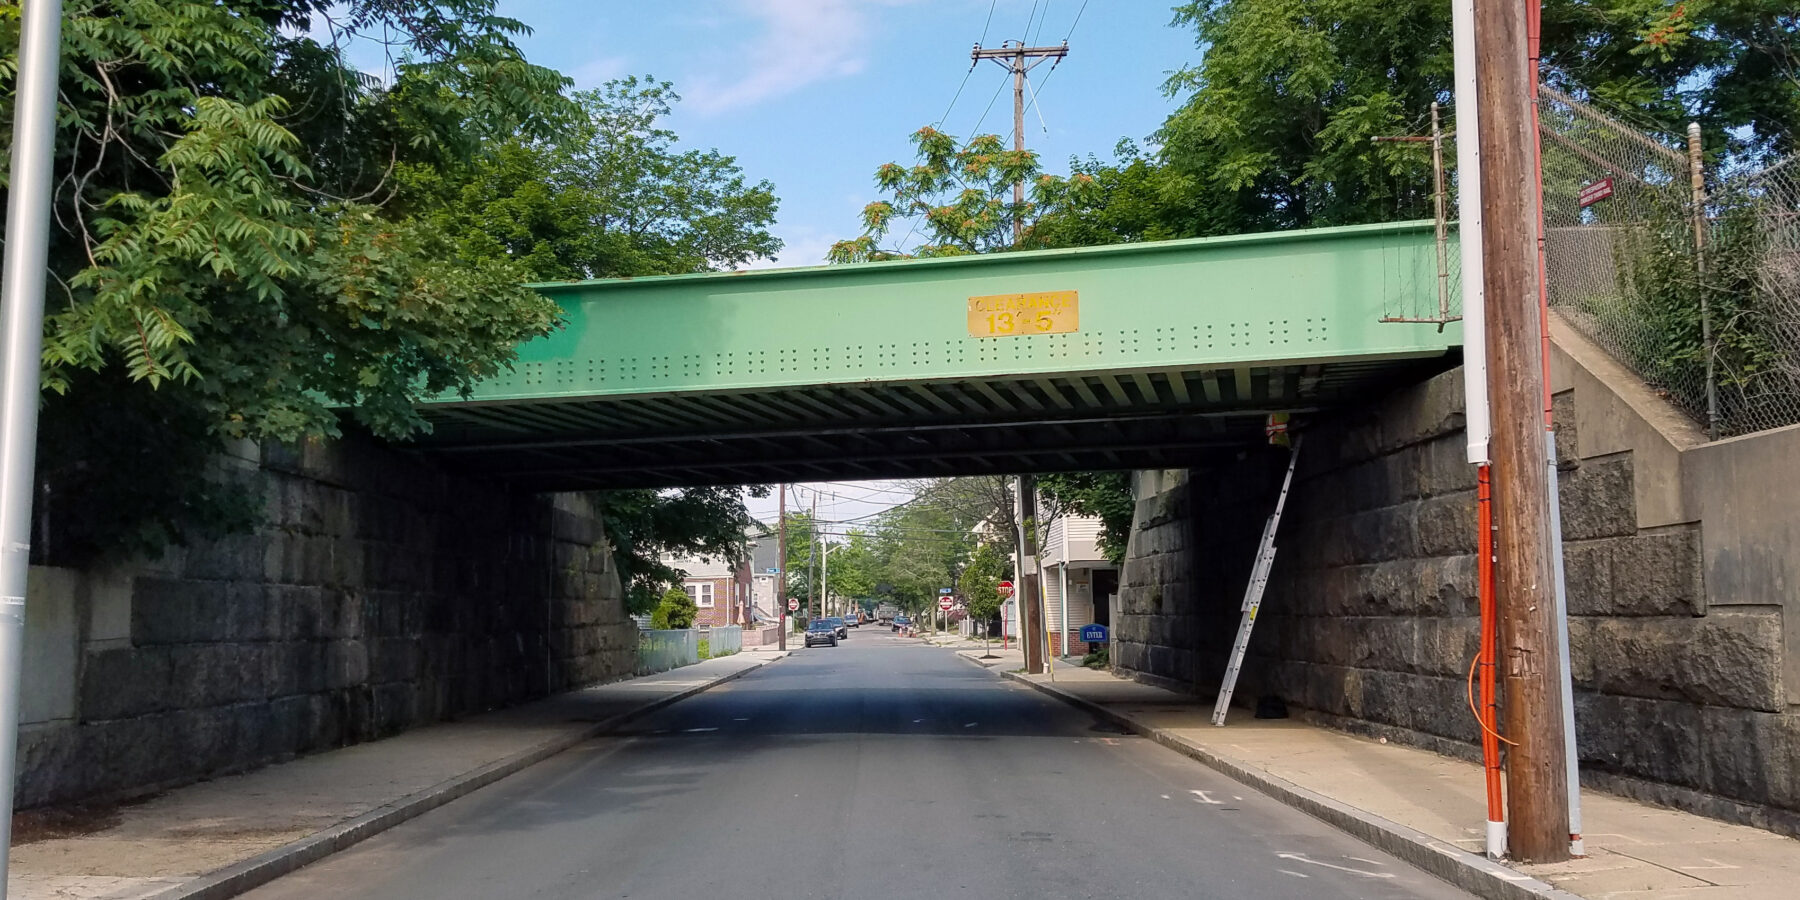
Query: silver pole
0,0,67,892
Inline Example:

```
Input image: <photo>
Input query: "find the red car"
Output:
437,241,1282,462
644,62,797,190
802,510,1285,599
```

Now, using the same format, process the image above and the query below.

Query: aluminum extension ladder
1211,436,1303,726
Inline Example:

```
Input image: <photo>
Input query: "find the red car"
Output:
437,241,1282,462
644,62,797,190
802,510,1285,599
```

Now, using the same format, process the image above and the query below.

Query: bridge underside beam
411,357,1450,490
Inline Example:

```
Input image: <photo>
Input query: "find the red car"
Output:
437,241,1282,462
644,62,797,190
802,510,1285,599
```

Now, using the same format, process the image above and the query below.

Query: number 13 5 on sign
967,291,1079,337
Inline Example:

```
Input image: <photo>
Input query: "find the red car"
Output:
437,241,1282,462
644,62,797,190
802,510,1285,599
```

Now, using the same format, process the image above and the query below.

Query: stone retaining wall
1114,359,1799,834
15,435,636,808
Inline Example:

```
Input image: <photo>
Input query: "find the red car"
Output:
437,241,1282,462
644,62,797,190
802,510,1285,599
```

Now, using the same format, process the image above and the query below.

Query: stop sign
939,596,954,611
997,581,1014,598
787,598,799,612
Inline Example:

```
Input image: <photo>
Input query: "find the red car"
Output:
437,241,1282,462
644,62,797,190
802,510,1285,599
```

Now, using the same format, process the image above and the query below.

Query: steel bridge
408,221,1462,489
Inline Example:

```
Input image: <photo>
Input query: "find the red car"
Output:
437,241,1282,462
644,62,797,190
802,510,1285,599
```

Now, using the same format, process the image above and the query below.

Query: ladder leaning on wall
1211,435,1303,726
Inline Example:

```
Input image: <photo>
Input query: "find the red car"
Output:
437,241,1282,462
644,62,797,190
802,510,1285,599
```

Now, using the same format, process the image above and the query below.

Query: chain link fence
1538,85,1800,438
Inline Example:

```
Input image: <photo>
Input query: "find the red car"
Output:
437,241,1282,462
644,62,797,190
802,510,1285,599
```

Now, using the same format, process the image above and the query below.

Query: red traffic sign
939,596,955,611
1579,178,1614,207
787,598,799,612
997,581,1014,598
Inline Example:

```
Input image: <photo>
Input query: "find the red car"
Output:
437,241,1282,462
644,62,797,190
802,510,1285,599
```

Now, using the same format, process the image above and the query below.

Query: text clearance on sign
996,581,1014,598
967,290,1078,337
939,596,954,612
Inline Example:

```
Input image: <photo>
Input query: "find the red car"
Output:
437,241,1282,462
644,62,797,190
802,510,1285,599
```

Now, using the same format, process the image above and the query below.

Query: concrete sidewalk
995,662,1800,900
8,652,781,900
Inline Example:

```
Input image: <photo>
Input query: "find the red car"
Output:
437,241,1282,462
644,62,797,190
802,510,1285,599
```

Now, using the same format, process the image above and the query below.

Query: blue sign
939,587,954,594
1079,624,1109,643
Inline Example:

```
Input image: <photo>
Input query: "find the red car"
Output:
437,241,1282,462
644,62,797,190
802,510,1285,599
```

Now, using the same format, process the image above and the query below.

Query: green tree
598,487,764,616
8,0,573,562
650,586,697,630
829,126,1045,262
958,541,1010,625
406,76,781,278
1038,472,1135,566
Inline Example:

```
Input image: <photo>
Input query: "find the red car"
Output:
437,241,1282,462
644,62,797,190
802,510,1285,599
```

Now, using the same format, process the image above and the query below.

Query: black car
804,620,838,648
892,615,912,632
826,616,848,638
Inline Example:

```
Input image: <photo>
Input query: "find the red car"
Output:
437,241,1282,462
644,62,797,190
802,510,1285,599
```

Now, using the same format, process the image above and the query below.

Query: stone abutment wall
1115,340,1798,834
16,436,636,809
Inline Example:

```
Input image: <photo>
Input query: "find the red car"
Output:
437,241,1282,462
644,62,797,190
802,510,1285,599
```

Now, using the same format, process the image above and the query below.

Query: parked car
893,615,911,632
826,616,848,638
804,620,838,648
844,614,859,628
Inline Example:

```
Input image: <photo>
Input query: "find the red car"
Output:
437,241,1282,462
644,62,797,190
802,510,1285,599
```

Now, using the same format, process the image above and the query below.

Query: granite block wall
1113,366,1799,834
15,434,636,808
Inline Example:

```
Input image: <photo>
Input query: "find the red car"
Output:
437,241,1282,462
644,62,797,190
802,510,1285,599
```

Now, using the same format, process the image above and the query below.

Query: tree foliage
829,126,1053,262
405,77,781,278
2,3,782,571
1037,472,1134,566
650,586,697,630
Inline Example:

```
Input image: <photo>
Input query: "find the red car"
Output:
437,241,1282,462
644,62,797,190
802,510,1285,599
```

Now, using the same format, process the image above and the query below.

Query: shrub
651,587,697,630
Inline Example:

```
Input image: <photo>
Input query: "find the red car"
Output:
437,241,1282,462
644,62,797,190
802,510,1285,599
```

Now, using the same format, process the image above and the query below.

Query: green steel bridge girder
413,221,1464,490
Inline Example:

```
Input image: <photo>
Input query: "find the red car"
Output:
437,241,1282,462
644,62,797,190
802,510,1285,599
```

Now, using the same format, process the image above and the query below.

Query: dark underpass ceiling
404,356,1454,490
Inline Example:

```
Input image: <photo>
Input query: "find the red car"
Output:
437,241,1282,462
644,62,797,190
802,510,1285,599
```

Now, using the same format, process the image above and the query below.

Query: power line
977,0,997,46
1064,0,1089,42
1031,0,1052,46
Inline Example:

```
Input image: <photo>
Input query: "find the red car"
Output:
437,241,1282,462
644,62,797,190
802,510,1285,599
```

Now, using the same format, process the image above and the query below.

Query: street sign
765,567,781,574
1079,624,1109,643
939,587,953,595
939,596,954,611
997,580,1014,598
787,598,799,612
1579,178,1614,207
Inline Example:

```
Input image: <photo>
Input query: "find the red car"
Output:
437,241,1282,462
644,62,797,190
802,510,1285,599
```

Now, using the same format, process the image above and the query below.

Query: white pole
1453,0,1504,861
1453,0,1491,467
1058,519,1069,658
0,1,66,893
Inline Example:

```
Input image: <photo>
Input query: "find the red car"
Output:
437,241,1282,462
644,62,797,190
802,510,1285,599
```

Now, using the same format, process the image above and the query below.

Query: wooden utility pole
1016,475,1046,675
973,41,1068,243
777,484,788,650
1472,0,1571,863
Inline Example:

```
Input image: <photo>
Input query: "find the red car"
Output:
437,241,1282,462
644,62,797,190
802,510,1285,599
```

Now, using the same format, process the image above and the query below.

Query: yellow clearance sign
967,290,1079,338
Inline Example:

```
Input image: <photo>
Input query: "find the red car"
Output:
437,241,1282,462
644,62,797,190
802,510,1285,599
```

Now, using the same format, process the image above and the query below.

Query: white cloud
684,0,917,115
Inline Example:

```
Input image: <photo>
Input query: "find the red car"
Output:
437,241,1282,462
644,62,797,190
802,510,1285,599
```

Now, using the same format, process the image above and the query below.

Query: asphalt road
242,629,1475,900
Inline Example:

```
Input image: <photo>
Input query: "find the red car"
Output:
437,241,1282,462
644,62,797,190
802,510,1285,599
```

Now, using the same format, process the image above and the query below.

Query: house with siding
998,511,1119,656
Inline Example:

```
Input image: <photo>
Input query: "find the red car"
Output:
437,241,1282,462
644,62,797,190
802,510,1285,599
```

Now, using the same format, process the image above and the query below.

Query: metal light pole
0,1,66,893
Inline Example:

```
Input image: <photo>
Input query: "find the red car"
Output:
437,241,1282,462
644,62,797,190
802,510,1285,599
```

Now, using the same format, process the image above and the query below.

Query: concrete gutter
155,659,776,900
1000,670,1586,900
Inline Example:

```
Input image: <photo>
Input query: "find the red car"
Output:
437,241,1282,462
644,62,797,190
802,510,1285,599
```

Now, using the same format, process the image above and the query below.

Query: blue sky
484,0,1201,269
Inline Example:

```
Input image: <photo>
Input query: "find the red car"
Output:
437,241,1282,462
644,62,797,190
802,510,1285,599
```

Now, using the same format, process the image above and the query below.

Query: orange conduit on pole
1477,464,1505,850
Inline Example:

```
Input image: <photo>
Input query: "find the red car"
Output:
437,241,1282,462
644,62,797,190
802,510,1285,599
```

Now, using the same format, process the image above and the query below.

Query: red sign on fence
1579,178,1614,207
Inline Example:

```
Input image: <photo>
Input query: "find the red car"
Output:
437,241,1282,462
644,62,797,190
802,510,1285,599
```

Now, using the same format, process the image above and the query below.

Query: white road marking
1680,860,1741,871
1347,857,1385,866
964,722,978,728
1278,870,1309,879
683,727,718,733
1275,853,1395,879
1190,790,1225,805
